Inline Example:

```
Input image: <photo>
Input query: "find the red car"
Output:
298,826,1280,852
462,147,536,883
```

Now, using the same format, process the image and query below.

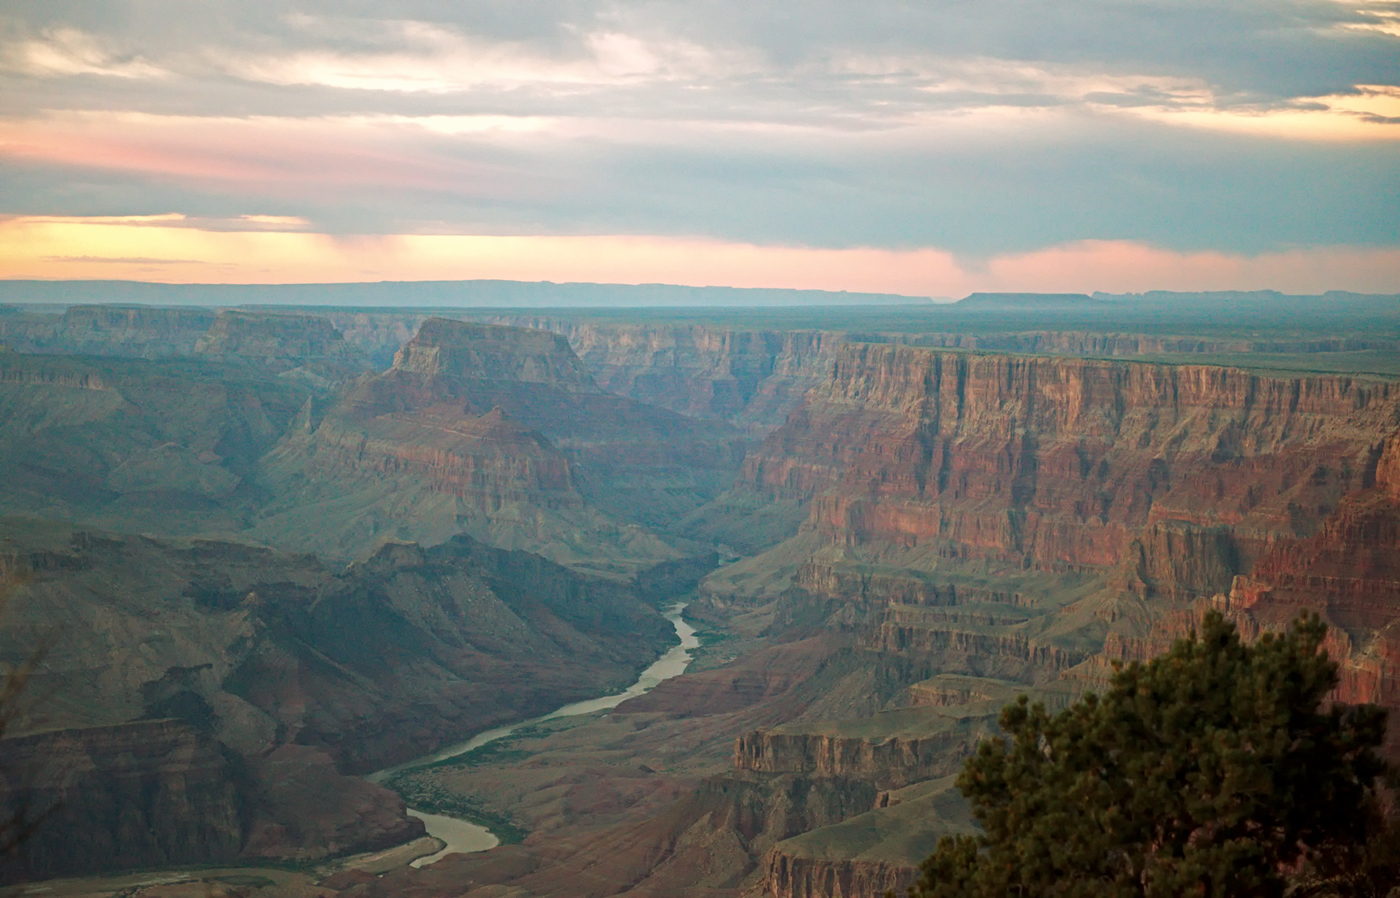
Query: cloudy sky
0,0,1397,295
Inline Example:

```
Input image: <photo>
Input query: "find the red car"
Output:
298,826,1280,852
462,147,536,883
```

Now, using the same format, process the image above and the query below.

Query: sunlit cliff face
0,1,1396,293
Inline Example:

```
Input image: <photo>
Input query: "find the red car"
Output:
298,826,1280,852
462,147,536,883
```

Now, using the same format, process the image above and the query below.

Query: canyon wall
892,331,1400,357
0,720,245,882
1092,432,1400,751
394,319,597,388
744,345,1399,572
0,351,313,538
0,520,676,878
757,852,919,898
0,305,216,357
733,730,967,789
259,318,743,568
487,316,844,434
195,309,371,380
0,721,421,882
700,347,1400,896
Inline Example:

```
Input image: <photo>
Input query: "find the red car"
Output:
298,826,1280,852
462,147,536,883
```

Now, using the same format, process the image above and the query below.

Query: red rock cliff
733,730,968,789
745,345,1399,573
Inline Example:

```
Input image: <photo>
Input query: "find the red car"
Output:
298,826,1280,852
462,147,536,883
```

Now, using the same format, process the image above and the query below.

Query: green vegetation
424,734,537,771
381,728,550,845
383,772,529,845
910,611,1397,897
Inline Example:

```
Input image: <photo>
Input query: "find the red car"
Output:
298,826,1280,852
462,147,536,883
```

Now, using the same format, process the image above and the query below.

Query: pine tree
909,611,1394,898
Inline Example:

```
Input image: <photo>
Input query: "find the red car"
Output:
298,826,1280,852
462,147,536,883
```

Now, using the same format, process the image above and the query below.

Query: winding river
374,601,700,868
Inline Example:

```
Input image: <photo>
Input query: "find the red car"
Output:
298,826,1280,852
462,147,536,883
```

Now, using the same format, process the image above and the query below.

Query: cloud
0,27,165,79
0,0,1394,278
1,106,1394,257
43,254,209,264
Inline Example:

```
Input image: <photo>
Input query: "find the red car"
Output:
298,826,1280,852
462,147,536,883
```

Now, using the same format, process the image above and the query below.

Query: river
374,601,700,868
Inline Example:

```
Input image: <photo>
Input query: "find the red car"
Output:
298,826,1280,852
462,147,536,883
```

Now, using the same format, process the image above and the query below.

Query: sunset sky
1,1,1398,296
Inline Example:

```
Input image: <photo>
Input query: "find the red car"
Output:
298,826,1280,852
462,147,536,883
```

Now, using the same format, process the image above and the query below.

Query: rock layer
733,731,965,789
745,346,1399,570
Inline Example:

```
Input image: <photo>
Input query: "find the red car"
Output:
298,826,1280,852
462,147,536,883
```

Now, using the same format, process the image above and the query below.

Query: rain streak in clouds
0,1,1397,293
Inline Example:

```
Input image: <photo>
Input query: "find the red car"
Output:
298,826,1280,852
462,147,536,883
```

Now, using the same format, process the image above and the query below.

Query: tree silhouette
909,611,1395,897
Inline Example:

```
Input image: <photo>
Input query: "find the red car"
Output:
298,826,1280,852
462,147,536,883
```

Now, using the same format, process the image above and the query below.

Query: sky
0,1,1397,297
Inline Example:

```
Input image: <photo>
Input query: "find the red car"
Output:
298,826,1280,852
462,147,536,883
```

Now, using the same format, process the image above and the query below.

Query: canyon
0,294,1396,897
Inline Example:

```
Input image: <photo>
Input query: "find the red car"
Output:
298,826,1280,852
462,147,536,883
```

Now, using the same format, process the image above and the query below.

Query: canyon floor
1,291,1398,897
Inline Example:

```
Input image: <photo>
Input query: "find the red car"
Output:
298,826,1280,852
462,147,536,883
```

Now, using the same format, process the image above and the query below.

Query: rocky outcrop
733,731,966,789
792,562,1025,608
746,774,978,898
284,399,578,508
694,771,883,851
863,620,1090,676
1377,434,1400,501
758,851,919,898
1120,521,1241,600
907,674,1026,708
393,319,596,389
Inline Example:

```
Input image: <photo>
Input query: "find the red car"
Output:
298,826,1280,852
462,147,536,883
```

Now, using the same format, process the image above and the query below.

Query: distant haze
0,279,933,308
4,282,1398,324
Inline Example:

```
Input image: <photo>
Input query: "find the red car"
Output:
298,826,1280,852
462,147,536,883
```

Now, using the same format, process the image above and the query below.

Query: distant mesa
194,308,370,378
956,292,1101,309
196,308,348,359
0,278,933,308
393,317,597,390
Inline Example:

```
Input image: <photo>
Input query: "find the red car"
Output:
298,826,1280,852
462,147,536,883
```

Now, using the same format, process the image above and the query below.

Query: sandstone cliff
745,346,1397,572
1090,430,1400,753
739,344,1394,617
733,728,966,790
694,348,1400,896
751,776,975,898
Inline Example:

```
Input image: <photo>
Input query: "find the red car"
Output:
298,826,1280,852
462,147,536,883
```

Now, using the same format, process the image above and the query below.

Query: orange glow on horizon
1,216,1397,297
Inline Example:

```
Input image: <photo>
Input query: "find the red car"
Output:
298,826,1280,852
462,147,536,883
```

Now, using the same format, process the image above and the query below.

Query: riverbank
373,600,700,863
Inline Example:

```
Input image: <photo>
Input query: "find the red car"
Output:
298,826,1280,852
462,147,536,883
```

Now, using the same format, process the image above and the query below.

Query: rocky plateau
1,298,1397,897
